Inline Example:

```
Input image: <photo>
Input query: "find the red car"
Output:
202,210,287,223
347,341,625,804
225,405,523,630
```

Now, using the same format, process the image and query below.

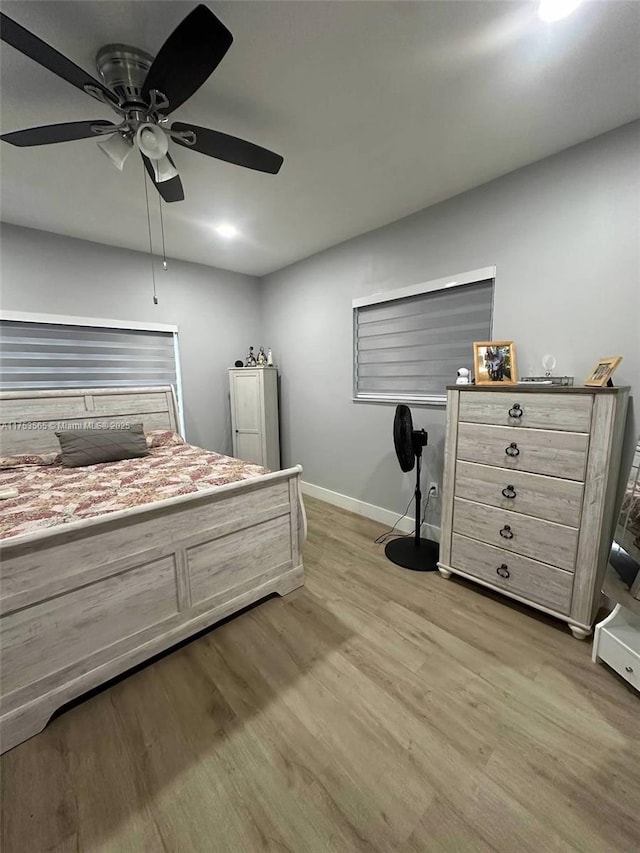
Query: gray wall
1,121,638,523
262,121,640,528
0,223,262,454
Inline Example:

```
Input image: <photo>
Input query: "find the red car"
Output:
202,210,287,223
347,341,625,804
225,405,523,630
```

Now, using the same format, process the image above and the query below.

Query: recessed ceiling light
214,223,238,239
538,0,583,22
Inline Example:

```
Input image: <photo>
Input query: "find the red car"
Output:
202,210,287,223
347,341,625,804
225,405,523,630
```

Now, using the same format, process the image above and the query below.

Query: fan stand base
384,536,439,572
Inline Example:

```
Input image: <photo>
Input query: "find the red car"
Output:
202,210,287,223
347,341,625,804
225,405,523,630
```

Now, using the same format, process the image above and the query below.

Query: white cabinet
593,604,640,691
439,385,629,639
229,368,280,470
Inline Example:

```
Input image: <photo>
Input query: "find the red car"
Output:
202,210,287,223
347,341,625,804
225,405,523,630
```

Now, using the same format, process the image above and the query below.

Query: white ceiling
1,1,639,276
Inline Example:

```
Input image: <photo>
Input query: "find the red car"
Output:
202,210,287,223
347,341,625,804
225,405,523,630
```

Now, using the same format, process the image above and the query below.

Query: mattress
0,442,268,541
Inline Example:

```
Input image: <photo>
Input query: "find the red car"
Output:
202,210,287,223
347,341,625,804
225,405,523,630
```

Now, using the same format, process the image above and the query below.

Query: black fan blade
393,405,415,473
1,120,115,147
142,153,184,203
141,5,233,115
171,122,283,174
0,12,116,103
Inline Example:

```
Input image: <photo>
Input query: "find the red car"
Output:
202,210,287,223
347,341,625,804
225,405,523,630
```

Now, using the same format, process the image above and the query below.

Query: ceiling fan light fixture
136,123,169,160
96,132,133,170
151,154,179,183
214,223,238,239
538,0,583,22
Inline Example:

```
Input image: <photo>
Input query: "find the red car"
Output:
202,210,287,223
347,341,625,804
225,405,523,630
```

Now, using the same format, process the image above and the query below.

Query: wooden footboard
0,466,306,753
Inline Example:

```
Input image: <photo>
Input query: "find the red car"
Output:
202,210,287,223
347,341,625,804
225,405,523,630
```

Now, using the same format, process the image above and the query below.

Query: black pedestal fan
385,404,440,572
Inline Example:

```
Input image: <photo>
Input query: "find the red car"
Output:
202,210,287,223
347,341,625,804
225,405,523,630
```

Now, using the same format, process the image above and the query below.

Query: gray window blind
0,320,177,391
354,279,493,403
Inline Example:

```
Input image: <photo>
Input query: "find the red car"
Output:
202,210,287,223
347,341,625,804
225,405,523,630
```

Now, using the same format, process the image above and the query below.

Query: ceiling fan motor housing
96,44,155,107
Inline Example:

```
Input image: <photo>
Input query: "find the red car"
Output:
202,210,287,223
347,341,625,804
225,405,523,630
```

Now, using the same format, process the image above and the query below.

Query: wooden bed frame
0,387,306,753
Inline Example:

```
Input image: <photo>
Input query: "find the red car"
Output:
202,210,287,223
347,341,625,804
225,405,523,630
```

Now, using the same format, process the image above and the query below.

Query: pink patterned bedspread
0,444,268,541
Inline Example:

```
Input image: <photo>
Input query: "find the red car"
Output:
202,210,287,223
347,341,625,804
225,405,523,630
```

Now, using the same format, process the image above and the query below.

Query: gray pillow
55,422,149,468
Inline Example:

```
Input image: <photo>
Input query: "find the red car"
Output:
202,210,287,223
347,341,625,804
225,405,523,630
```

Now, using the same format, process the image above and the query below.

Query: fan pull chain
142,165,158,305
158,194,168,270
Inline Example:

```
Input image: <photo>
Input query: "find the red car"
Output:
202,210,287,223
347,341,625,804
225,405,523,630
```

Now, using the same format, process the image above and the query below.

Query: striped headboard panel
0,386,179,457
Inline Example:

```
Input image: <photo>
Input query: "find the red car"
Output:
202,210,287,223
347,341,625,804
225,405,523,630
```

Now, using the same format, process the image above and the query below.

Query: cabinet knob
508,403,523,419
625,665,634,673
499,525,514,539
505,442,520,457
501,485,517,499
496,564,510,578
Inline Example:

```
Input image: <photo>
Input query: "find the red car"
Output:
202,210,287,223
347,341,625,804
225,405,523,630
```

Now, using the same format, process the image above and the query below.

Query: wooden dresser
439,385,629,638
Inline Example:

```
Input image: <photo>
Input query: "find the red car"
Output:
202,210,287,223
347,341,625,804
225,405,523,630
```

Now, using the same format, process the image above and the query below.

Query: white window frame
352,265,495,406
0,310,186,437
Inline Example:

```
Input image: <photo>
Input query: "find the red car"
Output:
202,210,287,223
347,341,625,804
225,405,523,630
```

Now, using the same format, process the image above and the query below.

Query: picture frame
473,341,518,385
584,356,623,387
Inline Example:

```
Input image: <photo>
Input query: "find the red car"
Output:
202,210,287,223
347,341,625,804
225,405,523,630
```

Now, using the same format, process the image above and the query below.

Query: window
0,311,185,433
353,266,494,405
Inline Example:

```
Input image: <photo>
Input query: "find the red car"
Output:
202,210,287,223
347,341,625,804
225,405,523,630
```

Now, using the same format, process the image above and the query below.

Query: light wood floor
2,496,639,852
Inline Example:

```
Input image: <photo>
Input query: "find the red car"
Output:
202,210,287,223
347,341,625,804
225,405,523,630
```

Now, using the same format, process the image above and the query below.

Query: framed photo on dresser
473,340,518,385
584,356,622,387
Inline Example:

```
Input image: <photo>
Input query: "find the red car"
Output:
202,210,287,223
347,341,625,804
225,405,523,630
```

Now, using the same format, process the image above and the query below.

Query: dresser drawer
452,498,578,572
451,533,573,614
457,423,588,481
455,461,584,527
459,392,592,433
596,630,640,692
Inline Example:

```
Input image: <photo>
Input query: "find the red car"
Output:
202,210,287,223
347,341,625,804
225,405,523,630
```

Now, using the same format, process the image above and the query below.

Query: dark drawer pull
625,665,634,673
508,403,523,419
496,564,510,579
499,525,514,539
505,442,520,457
502,485,516,499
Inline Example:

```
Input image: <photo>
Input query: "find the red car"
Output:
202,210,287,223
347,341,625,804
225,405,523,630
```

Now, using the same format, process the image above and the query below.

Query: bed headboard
0,386,179,457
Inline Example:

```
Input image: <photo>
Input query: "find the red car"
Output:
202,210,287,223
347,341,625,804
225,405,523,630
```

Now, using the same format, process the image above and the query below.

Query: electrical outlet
428,482,438,499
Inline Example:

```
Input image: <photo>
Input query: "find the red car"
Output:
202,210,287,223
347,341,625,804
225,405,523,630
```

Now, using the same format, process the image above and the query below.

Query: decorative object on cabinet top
231,365,277,370
519,376,574,386
584,356,623,387
473,341,518,385
238,347,276,368
541,354,556,376
456,367,471,385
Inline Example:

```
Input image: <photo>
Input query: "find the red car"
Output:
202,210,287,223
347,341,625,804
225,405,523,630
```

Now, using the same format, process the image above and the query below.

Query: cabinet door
235,432,264,466
231,372,263,465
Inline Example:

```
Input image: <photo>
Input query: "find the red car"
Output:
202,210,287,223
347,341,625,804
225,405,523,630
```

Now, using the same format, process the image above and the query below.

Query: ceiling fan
0,4,284,202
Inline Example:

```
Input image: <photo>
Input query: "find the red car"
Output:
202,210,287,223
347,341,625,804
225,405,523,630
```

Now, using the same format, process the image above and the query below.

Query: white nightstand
592,603,640,692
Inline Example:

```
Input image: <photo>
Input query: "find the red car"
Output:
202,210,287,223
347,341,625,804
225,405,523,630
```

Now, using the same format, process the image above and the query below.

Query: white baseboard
300,480,440,543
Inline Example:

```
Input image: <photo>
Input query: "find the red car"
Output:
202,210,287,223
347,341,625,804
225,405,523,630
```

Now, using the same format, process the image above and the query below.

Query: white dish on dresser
439,385,629,639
